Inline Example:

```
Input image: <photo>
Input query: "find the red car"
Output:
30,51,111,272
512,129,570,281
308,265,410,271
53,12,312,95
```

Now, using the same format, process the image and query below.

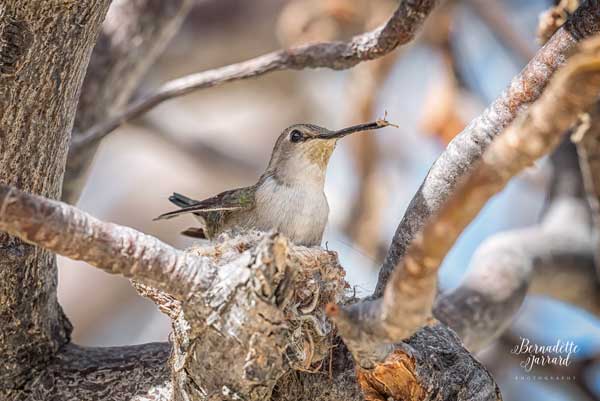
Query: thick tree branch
1,158,503,400
1,167,501,400
324,313,501,401
375,0,600,296
63,0,193,204
72,0,439,149
333,35,600,368
13,343,172,401
0,183,214,300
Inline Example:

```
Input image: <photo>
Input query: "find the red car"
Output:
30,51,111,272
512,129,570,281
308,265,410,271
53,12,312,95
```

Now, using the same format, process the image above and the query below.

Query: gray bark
14,343,172,401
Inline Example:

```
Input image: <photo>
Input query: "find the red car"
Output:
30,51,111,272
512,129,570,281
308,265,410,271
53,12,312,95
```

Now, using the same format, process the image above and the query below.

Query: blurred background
58,0,600,399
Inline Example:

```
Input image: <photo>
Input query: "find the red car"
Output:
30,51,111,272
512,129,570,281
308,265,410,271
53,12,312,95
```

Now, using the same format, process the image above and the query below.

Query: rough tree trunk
0,0,111,390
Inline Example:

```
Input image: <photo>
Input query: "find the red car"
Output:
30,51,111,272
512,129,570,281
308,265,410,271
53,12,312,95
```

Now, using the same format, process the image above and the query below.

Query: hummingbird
155,118,395,246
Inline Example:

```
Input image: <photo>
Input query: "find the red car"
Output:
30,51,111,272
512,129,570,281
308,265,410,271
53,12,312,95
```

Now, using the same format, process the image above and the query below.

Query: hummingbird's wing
154,187,255,221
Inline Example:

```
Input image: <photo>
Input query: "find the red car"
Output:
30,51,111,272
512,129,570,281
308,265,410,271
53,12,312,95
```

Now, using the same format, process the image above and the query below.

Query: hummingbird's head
266,119,394,185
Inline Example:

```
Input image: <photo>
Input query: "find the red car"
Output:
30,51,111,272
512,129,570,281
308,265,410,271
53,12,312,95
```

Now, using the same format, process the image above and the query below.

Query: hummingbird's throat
305,140,336,169
274,140,335,185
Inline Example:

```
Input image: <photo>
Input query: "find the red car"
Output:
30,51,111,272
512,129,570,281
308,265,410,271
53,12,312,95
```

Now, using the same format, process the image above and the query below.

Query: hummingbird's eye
290,130,303,143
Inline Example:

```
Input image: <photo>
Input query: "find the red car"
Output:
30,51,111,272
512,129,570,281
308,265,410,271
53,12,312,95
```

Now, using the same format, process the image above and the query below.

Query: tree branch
374,0,600,296
0,183,215,300
0,183,353,399
435,139,597,352
435,198,594,353
12,343,172,401
333,34,600,368
63,0,194,204
71,0,439,150
1,166,501,400
324,312,502,401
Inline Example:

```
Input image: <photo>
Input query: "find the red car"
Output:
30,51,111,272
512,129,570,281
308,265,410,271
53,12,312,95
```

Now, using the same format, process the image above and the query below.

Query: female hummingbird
155,119,394,246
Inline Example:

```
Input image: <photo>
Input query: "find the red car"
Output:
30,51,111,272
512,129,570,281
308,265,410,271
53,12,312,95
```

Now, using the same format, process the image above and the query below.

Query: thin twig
466,0,536,62
72,0,439,150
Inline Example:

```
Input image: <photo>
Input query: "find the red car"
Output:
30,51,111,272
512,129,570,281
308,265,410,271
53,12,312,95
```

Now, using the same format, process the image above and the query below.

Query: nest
186,230,350,373
282,244,349,372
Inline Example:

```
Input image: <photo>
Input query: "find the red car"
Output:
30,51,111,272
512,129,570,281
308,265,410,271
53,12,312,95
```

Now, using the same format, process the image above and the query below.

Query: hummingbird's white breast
253,176,329,246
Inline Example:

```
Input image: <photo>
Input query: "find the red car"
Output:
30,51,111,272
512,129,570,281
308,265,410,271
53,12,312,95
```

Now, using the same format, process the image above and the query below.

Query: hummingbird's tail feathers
155,186,254,221
154,205,243,221
169,192,197,208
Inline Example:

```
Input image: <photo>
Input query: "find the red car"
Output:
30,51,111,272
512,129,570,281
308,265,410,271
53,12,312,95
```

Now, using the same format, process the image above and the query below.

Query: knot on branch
355,323,502,401
138,231,348,400
0,9,32,76
537,0,580,44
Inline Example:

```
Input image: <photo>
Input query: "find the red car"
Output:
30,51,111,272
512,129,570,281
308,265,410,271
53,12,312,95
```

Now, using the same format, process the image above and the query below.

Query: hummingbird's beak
317,118,398,140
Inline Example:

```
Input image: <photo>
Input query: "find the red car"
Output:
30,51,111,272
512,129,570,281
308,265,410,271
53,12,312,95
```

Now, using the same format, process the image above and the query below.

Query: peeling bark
0,0,111,388
327,316,502,401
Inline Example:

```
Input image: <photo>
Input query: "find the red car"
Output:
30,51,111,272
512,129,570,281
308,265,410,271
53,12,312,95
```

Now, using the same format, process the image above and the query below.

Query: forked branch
435,140,595,352
331,35,600,367
375,0,600,296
